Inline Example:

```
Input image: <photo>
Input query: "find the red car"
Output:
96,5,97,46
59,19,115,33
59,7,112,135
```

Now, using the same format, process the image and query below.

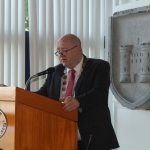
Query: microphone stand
24,67,55,90
24,74,39,90
86,134,95,150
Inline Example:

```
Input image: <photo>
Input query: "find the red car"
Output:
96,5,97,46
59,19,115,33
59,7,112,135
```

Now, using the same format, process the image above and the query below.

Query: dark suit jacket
36,56,119,150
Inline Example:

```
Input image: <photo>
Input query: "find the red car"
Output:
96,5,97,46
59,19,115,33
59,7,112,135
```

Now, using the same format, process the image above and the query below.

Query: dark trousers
78,140,86,150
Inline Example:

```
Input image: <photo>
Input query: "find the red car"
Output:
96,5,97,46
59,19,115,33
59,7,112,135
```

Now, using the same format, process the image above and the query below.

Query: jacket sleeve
35,73,52,97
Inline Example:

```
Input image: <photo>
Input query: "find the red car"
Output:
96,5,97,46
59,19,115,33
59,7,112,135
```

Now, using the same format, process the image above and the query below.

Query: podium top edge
0,87,16,101
0,87,78,121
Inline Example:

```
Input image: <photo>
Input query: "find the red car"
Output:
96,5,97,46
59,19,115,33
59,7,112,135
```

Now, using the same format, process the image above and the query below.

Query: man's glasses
54,46,77,56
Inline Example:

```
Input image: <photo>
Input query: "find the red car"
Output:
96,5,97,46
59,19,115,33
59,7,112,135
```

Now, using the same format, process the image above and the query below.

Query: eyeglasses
54,46,77,56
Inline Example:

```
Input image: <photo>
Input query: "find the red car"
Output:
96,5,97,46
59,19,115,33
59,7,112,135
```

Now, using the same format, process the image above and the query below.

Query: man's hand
60,96,80,112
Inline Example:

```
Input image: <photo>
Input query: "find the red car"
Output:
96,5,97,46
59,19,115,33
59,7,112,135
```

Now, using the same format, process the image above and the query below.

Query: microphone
37,67,55,76
86,134,95,150
24,67,55,90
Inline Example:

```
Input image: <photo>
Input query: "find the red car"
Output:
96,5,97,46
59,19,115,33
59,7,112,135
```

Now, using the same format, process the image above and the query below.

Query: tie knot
70,69,75,74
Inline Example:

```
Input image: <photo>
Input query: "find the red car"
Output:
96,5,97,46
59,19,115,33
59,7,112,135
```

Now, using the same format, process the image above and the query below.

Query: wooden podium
0,87,78,150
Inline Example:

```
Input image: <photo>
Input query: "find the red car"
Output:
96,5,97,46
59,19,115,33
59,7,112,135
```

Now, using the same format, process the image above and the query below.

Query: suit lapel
54,65,65,100
75,58,91,96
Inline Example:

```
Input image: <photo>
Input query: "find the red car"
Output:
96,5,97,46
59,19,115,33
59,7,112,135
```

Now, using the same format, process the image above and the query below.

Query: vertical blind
28,0,106,91
0,0,25,87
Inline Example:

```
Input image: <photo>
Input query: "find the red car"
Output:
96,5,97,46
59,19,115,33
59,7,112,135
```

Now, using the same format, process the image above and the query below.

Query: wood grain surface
0,87,78,150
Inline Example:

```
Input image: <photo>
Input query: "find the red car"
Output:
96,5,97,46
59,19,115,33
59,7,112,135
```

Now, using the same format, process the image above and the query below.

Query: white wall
108,0,150,150
114,101,150,150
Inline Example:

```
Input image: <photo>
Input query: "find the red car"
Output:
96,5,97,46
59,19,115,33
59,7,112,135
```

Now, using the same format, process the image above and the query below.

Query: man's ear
76,46,82,55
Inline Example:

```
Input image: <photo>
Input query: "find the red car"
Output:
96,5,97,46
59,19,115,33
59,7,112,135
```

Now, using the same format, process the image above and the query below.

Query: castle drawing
120,43,150,83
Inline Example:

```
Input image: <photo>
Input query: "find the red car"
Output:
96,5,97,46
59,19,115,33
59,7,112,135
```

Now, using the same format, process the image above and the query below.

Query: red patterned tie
65,69,76,98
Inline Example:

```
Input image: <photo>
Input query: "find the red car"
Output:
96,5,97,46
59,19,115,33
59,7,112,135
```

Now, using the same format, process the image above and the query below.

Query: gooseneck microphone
24,67,55,90
86,134,95,150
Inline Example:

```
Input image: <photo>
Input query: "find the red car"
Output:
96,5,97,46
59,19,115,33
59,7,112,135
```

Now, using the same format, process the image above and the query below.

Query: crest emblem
0,109,7,138
109,5,150,109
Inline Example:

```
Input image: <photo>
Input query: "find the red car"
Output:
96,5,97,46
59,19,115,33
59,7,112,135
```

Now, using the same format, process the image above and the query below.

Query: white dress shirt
60,56,83,141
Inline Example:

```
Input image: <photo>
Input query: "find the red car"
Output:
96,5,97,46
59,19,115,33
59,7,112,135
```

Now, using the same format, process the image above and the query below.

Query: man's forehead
57,39,72,47
57,37,71,43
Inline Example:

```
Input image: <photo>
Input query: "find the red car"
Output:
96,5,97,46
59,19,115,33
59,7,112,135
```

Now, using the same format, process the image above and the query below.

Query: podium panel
0,87,78,150
0,101,15,150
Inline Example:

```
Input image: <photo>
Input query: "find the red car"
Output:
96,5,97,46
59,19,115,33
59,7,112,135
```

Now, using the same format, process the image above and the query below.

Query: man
36,34,119,150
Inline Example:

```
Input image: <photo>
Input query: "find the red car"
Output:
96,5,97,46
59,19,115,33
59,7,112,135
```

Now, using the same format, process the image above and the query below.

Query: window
25,0,29,31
